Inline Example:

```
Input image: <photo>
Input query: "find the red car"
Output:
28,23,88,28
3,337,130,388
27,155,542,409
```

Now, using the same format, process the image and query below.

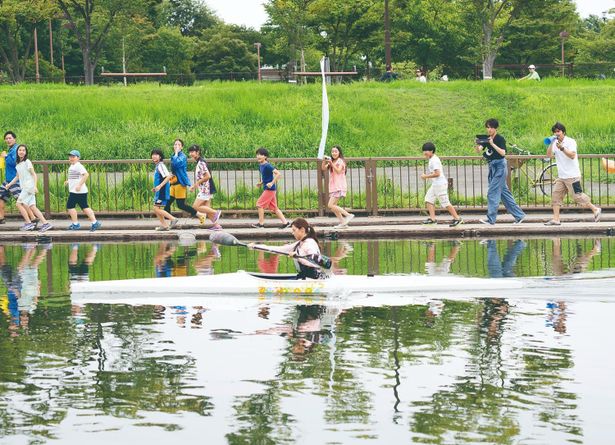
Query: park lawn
1,78,614,160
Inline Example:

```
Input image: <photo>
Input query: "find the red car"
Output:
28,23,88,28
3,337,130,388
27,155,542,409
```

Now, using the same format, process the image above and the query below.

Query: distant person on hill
3,144,52,232
1,131,36,225
416,69,427,83
251,147,290,229
165,139,198,222
321,145,354,228
474,118,526,225
380,67,397,82
65,150,101,231
519,64,540,81
151,148,178,231
544,122,601,226
420,142,462,227
187,144,222,230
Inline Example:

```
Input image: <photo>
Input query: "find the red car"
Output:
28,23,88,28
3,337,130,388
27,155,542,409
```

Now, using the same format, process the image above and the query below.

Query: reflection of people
475,118,526,225
154,242,176,278
257,250,280,274
249,218,326,280
425,241,461,275
329,241,352,275
195,241,220,275
546,301,567,334
485,239,526,278
544,122,601,226
68,244,98,282
519,64,540,81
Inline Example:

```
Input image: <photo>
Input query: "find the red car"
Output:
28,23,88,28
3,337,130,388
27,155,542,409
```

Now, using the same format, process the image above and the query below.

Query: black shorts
66,192,89,210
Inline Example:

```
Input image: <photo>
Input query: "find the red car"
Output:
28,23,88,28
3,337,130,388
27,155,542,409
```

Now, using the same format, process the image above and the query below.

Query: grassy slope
1,79,613,160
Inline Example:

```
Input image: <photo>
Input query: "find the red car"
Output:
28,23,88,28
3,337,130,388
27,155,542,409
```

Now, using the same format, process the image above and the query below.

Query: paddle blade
209,231,245,247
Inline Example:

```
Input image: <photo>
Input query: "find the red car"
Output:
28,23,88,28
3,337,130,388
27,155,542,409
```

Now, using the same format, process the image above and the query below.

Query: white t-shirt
428,155,448,186
552,136,581,179
16,160,35,193
68,162,89,194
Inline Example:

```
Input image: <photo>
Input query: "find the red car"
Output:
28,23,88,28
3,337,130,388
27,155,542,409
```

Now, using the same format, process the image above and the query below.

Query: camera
475,134,490,148
323,155,331,160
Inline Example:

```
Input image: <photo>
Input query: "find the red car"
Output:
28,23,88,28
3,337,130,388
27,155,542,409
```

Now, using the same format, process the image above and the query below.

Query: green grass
1,79,614,161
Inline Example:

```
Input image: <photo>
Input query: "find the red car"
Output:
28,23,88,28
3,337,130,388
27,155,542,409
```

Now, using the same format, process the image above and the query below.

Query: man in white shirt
544,122,601,225
420,142,462,227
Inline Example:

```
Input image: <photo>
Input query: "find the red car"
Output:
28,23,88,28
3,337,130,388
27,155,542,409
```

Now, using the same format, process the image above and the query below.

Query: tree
160,0,218,36
194,27,257,78
0,0,56,82
464,0,530,79
56,0,142,84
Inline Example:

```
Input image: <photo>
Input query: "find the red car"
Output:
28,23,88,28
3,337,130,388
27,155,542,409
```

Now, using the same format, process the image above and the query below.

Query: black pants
164,197,197,216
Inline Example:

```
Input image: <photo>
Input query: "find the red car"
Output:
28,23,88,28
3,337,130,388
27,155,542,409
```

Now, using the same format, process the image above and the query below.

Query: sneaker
479,219,494,226
251,223,265,228
333,223,348,229
344,213,355,225
279,222,291,229
199,215,206,225
68,223,81,230
210,223,223,231
513,215,526,224
544,220,561,226
20,223,36,231
169,219,178,229
212,210,222,224
90,221,102,232
0,218,5,224
31,218,39,229
155,226,170,231
422,218,437,225
449,219,463,227
594,208,602,223
39,223,53,233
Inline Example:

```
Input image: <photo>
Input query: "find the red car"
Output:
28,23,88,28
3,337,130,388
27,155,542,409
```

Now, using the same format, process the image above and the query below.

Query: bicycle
508,145,557,196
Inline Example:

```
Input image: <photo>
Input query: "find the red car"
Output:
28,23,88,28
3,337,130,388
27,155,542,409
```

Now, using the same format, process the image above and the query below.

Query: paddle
209,231,332,269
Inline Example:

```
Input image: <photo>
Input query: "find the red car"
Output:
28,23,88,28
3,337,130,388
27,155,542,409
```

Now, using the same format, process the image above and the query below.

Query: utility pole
384,0,392,71
254,42,262,81
49,19,54,66
560,31,569,77
122,37,127,86
34,27,40,83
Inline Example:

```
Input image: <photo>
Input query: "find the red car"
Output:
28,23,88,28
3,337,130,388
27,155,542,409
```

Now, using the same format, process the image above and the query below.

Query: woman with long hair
321,145,354,228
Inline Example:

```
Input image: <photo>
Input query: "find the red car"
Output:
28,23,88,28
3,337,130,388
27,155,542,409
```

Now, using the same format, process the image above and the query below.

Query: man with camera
544,122,601,226
474,118,526,225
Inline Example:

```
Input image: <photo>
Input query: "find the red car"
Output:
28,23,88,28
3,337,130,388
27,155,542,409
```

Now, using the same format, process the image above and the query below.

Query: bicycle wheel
538,164,558,196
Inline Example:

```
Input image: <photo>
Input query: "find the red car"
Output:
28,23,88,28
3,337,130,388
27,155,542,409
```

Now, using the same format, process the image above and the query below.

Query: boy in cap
65,150,101,231
519,65,540,81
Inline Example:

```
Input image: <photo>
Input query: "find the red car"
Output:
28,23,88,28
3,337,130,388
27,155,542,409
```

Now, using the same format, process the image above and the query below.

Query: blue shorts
154,198,168,207
0,181,21,202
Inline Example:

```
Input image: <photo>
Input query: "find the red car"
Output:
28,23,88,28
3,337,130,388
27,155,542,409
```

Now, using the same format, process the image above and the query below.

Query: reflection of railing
1,155,614,218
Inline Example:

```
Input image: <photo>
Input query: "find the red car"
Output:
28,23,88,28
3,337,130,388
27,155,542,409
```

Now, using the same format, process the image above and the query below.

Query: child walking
420,142,463,227
187,144,222,230
165,138,199,220
321,145,354,228
151,148,178,231
3,144,52,232
251,147,290,229
65,150,101,231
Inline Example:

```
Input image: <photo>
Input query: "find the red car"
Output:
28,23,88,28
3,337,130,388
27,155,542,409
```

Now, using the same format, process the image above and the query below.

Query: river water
1,237,615,444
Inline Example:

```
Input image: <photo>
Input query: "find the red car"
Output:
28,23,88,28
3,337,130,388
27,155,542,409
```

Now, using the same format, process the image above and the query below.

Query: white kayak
71,270,525,301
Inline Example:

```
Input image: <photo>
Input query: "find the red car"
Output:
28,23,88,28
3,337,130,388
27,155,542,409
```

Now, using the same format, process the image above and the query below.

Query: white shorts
17,190,36,207
196,192,213,201
425,183,450,208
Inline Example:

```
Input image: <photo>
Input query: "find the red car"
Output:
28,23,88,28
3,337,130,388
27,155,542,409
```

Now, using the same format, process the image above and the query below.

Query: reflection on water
1,238,615,443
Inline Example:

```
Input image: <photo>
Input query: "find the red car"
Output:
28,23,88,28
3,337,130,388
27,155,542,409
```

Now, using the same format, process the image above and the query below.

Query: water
1,238,615,444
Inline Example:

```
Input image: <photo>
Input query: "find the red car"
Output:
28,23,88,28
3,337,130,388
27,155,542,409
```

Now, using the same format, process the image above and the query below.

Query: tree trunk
482,51,497,80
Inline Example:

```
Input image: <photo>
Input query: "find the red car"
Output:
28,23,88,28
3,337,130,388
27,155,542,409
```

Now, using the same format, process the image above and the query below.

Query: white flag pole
317,57,329,160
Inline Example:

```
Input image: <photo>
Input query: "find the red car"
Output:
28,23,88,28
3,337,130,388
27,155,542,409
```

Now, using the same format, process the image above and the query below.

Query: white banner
317,57,329,160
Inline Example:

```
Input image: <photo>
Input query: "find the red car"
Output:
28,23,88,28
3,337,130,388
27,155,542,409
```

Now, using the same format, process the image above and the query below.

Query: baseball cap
528,64,536,69
68,149,81,157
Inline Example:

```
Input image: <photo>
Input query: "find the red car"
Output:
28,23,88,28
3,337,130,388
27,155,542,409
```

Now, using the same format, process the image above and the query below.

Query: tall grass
1,79,614,161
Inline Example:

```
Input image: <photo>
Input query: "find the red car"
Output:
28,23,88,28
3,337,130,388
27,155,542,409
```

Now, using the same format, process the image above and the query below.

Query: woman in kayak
249,218,327,279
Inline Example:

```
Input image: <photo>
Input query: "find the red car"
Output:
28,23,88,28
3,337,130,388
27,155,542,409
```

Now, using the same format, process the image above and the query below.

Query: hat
68,149,81,157
528,64,536,69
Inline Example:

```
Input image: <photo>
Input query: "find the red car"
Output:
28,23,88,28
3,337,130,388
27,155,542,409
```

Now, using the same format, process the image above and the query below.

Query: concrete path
1,211,614,242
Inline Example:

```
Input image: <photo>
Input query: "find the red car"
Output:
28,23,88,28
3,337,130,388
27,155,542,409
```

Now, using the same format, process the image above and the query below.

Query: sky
204,0,615,30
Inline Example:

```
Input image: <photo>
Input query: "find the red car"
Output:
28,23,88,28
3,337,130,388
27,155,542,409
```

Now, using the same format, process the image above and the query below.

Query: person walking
321,145,354,228
3,144,52,232
251,147,290,229
475,118,526,225
544,122,601,226
187,144,222,230
164,139,199,221
420,142,462,227
151,148,178,231
65,150,101,231
1,131,35,225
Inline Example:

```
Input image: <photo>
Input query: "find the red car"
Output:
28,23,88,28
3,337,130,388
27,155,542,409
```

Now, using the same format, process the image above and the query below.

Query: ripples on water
1,238,615,444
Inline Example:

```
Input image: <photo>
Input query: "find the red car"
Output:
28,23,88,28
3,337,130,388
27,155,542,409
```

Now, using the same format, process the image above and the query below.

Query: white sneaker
344,214,355,225
333,223,348,229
